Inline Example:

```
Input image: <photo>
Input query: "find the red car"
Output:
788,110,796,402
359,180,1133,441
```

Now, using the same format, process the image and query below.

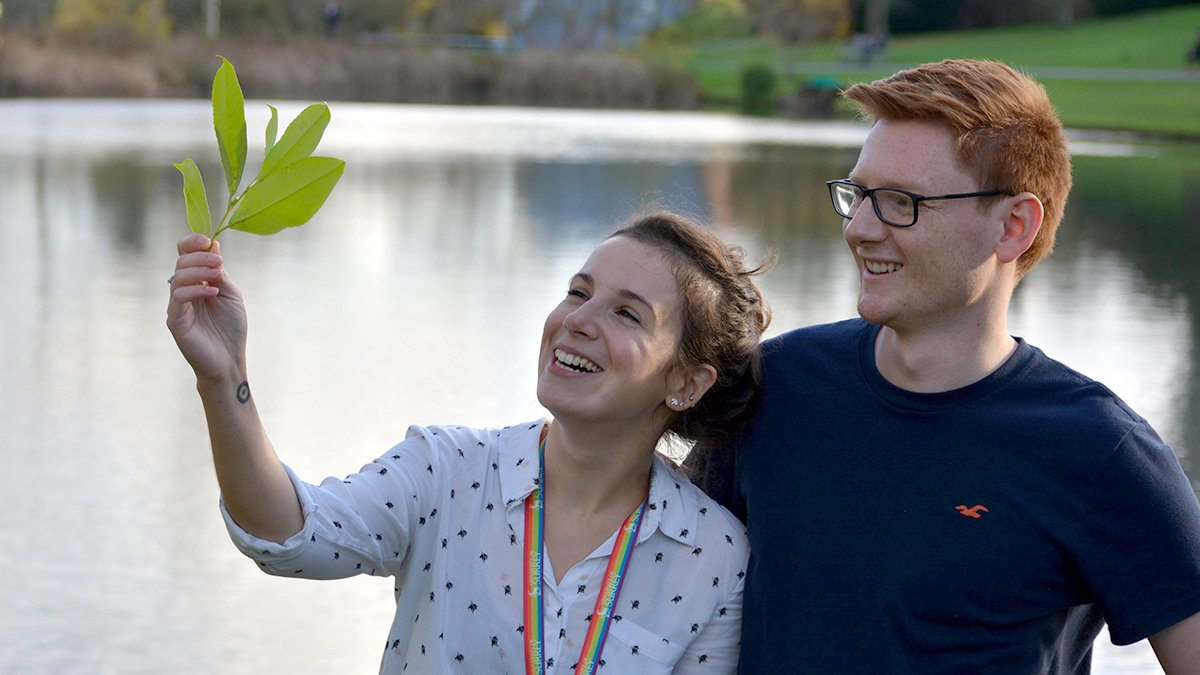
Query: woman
166,211,770,674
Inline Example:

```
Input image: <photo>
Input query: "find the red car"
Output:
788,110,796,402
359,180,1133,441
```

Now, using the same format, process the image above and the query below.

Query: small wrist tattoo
236,380,251,404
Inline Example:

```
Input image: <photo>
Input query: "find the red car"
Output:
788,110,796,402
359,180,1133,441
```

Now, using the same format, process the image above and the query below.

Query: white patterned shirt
222,420,748,674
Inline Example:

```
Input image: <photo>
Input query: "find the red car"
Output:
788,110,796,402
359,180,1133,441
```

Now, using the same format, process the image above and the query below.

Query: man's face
842,119,1010,334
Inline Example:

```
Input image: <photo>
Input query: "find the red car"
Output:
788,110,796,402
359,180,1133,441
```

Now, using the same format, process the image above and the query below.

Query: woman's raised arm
166,233,303,543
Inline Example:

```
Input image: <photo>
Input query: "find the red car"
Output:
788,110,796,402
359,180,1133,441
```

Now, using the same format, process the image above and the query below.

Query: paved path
697,59,1200,82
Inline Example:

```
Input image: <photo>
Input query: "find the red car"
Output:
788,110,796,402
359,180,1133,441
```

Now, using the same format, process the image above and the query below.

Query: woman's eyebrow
617,289,656,318
573,272,658,320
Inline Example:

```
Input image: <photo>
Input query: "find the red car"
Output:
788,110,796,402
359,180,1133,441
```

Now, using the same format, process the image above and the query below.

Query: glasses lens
874,189,916,226
831,183,860,218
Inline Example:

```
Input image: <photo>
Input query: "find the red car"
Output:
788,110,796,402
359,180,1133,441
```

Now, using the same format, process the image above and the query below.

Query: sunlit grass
1043,79,1200,137
645,4,1200,136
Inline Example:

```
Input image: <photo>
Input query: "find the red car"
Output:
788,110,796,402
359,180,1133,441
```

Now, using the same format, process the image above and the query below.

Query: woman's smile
552,348,603,374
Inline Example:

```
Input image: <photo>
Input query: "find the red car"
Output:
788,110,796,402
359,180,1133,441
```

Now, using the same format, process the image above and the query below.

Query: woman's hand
166,234,247,383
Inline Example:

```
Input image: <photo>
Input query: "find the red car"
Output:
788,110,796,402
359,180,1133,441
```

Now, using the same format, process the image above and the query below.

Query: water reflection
0,100,1193,674
1063,151,1200,479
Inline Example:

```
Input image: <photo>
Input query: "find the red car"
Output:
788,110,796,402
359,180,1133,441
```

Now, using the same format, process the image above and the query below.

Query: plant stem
211,191,243,241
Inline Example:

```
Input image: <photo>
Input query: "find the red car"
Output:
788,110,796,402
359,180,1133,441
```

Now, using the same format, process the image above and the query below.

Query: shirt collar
497,421,700,548
497,419,547,509
644,453,699,548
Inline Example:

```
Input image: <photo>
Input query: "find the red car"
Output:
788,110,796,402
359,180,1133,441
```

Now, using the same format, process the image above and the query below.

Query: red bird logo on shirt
955,504,990,519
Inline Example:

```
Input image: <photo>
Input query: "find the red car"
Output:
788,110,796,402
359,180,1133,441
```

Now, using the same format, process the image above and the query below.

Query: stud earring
669,397,682,407
688,394,694,402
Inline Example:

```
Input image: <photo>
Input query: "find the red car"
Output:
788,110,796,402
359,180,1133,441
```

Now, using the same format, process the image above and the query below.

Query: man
696,59,1200,672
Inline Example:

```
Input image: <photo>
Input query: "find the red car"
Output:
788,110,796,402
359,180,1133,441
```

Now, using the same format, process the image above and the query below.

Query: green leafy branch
174,57,345,241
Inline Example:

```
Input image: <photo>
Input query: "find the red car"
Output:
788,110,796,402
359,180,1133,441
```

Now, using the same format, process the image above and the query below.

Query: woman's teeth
554,349,600,372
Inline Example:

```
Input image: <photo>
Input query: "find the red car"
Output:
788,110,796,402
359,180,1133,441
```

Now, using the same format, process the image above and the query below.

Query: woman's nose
563,301,599,337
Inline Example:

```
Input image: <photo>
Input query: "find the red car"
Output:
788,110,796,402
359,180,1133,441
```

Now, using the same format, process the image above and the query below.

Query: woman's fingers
171,235,225,293
170,283,221,308
177,233,216,256
171,260,222,286
167,267,220,315
168,234,227,323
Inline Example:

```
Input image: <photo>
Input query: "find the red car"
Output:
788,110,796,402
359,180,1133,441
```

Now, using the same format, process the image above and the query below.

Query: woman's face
536,236,687,429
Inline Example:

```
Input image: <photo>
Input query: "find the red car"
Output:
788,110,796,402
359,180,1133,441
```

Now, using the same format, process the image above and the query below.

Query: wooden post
206,0,220,39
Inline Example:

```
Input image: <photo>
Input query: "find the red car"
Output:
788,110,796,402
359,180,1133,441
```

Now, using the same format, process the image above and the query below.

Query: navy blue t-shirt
708,319,1200,673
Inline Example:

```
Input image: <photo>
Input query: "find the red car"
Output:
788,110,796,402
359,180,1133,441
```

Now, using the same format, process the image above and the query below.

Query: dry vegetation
0,33,700,109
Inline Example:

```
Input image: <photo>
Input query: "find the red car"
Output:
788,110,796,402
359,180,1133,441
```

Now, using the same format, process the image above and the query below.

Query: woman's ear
996,192,1044,264
666,363,718,410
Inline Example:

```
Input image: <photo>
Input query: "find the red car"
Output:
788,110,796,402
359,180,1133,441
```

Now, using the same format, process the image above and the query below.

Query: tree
745,0,852,44
647,0,750,45
0,0,56,32
53,0,171,46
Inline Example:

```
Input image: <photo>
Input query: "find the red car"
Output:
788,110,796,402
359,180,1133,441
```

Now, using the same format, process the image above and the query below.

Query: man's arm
1150,609,1200,674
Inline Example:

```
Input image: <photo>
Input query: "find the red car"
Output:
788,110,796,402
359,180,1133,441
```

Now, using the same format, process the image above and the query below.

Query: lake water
1,99,1196,673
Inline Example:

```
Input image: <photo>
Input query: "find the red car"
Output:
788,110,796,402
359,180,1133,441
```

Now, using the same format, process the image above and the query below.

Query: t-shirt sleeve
1076,421,1200,644
684,441,746,524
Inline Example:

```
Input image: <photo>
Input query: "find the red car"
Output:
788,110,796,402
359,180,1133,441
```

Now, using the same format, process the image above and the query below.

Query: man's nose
843,198,889,246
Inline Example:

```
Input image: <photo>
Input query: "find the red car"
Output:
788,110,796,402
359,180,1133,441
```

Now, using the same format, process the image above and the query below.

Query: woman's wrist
195,365,250,400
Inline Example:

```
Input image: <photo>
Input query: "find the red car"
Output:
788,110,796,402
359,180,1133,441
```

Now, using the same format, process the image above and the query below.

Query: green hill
649,4,1200,138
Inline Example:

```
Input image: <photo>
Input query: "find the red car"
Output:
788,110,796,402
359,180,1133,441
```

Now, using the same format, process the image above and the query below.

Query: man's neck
874,321,1018,393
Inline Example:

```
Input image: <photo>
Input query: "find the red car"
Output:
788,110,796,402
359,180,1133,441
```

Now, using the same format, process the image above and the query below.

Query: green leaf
265,104,279,154
212,56,247,198
173,159,212,236
257,103,331,180
228,157,345,235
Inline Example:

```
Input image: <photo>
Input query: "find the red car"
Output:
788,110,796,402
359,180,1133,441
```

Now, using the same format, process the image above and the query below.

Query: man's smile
864,260,903,274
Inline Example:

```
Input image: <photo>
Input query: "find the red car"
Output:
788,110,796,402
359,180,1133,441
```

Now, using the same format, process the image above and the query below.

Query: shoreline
0,33,701,111
3,34,1195,142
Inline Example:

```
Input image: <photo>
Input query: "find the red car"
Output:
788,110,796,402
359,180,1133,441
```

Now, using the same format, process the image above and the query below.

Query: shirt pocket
603,617,686,670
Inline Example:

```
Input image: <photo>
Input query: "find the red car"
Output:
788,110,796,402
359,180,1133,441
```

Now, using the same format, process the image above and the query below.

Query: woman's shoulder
398,419,545,452
653,456,749,553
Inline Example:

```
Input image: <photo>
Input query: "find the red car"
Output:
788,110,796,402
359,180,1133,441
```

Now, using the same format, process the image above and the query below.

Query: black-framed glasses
826,179,1009,228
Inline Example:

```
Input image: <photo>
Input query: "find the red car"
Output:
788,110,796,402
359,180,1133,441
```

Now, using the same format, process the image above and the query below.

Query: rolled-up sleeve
222,426,444,580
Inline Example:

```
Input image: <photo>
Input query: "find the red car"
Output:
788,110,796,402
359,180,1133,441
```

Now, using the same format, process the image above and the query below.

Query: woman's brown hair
610,211,772,448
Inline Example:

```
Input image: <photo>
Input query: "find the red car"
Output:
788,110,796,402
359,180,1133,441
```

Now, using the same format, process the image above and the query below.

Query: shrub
739,63,777,116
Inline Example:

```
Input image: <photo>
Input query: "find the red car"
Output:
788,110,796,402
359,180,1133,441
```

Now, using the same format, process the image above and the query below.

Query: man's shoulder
764,318,867,355
1011,340,1148,429
763,314,868,367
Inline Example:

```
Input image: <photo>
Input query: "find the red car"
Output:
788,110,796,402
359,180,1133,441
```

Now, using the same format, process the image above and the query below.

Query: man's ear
996,192,1044,264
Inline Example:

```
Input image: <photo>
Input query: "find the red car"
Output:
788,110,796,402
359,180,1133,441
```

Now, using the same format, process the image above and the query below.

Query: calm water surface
1,100,1197,673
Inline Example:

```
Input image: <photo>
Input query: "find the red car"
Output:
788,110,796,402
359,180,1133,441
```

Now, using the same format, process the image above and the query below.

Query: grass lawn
1042,78,1200,137
646,4,1200,137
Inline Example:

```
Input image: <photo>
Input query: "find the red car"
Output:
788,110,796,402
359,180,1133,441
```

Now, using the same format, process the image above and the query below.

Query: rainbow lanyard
523,437,647,675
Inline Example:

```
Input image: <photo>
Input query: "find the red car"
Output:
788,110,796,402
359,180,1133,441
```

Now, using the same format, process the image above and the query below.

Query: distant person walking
323,1,341,38
1188,28,1200,68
